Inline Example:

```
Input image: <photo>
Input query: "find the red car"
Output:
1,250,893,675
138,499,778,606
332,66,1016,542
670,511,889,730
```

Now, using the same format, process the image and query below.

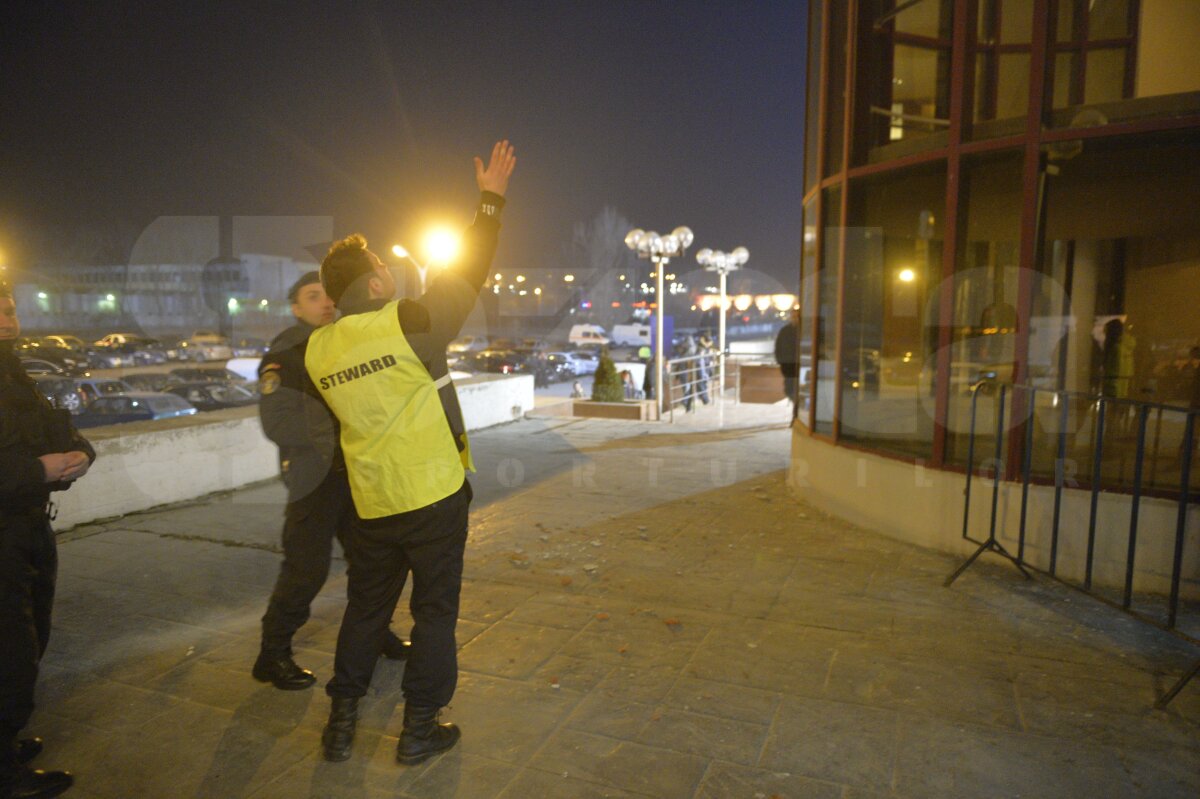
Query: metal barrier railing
946,382,1198,707
663,353,717,423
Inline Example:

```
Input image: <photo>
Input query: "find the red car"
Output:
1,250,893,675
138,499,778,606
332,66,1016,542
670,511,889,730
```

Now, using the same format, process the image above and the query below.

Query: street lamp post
696,246,749,409
391,244,429,295
624,225,694,420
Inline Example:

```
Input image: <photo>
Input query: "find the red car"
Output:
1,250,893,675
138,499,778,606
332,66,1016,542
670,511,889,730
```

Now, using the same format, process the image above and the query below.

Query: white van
611,323,651,347
568,324,610,346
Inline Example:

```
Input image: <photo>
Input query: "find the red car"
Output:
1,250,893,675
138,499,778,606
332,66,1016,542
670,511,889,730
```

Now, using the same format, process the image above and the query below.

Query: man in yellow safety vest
305,141,515,765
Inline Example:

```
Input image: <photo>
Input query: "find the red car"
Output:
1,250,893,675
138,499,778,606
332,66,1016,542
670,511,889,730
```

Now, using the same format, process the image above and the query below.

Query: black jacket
0,344,95,514
297,191,505,467
258,322,341,505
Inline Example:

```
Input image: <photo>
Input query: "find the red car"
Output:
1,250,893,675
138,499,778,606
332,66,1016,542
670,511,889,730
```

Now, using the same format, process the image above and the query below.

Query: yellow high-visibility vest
304,300,469,518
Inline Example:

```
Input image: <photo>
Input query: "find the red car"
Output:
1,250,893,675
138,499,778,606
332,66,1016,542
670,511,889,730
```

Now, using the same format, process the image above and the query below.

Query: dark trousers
326,480,470,708
260,469,354,655
0,511,56,757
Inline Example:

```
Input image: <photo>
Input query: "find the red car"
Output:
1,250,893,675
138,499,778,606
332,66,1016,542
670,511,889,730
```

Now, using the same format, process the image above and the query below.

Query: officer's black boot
321,697,359,762
1,734,71,799
396,704,460,765
380,631,411,660
252,650,316,690
14,740,41,766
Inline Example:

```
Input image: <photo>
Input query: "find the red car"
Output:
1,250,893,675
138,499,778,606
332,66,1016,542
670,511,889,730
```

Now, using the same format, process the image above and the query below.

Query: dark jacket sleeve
258,348,316,449
0,448,46,496
398,191,504,354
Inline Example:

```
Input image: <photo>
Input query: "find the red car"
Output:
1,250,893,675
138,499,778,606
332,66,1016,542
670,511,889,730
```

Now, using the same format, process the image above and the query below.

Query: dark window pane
824,1,848,176
1052,51,1077,108
1084,48,1126,104
996,52,1031,118
815,185,842,435
839,163,946,458
805,0,824,189
1000,0,1035,43
895,0,952,38
973,52,991,121
947,151,1025,468
798,197,818,427
1088,0,1129,38
1056,0,1077,42
1036,132,1200,493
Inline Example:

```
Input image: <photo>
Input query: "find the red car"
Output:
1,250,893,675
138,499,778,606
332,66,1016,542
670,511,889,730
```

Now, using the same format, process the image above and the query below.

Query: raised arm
407,142,516,348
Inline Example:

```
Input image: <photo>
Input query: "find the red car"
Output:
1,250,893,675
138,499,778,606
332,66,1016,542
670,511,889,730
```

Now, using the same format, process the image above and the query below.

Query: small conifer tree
590,348,625,402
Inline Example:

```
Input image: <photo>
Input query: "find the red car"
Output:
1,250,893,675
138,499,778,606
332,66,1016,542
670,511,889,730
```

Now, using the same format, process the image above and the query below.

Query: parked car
232,337,268,357
564,350,599,376
33,376,84,413
20,357,86,377
15,343,90,373
40,334,89,352
179,332,234,361
540,352,580,381
166,382,258,411
121,372,185,392
73,377,133,406
462,349,530,375
448,334,489,354
170,366,246,384
73,392,198,428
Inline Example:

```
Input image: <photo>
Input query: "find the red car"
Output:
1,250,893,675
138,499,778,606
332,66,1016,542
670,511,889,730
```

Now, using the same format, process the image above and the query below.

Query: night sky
1,1,806,288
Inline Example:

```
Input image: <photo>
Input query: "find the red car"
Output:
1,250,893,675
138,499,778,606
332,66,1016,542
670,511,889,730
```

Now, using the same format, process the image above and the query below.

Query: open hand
474,140,516,197
40,451,91,482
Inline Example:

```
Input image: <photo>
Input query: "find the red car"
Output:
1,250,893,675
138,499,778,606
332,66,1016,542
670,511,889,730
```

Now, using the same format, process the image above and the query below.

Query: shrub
590,348,625,402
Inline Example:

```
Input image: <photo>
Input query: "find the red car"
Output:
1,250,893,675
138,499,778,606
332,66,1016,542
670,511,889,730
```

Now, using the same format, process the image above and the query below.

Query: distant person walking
775,308,801,422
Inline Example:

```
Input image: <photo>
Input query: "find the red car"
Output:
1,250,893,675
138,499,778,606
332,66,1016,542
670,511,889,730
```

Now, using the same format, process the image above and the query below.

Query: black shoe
252,653,316,690
15,739,42,766
380,633,411,661
7,767,73,799
396,704,460,765
321,697,359,762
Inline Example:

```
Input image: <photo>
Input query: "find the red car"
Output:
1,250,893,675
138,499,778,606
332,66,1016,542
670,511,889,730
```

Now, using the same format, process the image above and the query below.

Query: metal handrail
663,353,716,423
947,381,1198,708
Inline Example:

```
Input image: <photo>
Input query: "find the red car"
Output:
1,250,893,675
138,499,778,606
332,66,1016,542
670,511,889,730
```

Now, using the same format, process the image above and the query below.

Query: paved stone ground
26,399,1200,798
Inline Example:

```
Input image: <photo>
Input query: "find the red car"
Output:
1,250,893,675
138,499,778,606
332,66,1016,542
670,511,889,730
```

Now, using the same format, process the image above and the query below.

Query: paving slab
23,399,1200,798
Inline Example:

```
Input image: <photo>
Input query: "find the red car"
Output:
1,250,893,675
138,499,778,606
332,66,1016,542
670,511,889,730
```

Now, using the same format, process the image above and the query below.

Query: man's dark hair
287,271,322,303
320,234,374,307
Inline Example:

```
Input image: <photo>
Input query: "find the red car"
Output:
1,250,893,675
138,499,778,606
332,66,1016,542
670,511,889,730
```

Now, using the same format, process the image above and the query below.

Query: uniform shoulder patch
260,371,282,395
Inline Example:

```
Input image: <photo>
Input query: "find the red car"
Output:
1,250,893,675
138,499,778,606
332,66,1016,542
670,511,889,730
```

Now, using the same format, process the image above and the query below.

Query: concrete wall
788,431,1199,599
54,374,535,530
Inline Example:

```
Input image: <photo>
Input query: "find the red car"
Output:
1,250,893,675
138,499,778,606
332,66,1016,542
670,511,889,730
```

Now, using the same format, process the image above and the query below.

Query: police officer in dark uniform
253,272,410,690
1,280,93,799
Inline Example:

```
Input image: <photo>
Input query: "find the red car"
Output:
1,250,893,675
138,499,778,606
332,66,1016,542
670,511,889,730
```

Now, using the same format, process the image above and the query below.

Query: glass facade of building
800,0,1200,494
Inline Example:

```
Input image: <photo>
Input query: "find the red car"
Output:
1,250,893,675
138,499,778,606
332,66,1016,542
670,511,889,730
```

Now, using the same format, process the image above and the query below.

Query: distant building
13,254,311,339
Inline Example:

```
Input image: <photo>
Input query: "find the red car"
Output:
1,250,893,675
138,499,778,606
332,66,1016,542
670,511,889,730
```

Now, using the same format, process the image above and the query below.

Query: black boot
252,651,316,690
14,740,41,766
4,766,73,799
321,697,359,762
396,704,460,765
380,632,411,660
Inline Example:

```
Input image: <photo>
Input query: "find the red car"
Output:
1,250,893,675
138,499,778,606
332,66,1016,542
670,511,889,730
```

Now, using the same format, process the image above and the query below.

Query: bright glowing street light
898,268,916,283
392,244,410,259
625,225,693,419
423,227,461,264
